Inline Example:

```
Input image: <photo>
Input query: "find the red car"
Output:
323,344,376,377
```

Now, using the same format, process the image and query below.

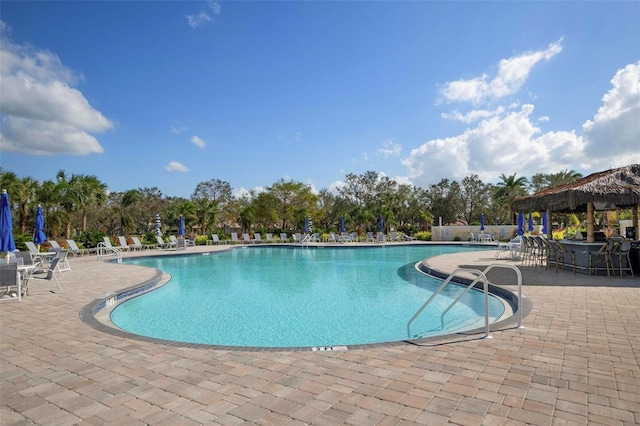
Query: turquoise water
111,245,505,347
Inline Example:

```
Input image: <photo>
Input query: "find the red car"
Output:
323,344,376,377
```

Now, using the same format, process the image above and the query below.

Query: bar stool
613,240,634,276
555,240,576,273
588,240,614,277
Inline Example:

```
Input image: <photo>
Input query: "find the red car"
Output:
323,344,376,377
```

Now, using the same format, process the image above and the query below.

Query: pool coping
79,243,527,352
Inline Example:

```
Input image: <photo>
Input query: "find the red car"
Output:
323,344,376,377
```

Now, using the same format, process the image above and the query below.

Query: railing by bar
96,242,122,263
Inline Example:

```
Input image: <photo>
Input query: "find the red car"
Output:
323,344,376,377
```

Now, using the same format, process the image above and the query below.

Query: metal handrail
480,264,523,329
407,268,492,339
96,242,122,263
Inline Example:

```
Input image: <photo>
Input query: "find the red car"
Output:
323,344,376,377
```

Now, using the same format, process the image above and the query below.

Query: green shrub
76,230,106,248
414,231,432,241
195,235,208,245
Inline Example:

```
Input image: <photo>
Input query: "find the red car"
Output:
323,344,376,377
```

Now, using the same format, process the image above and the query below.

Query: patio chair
243,233,253,244
230,233,240,244
0,263,21,302
55,249,71,273
265,233,274,243
366,232,375,242
29,256,62,293
131,236,155,250
376,232,386,242
209,234,223,245
279,233,289,242
25,241,56,267
554,240,576,274
253,233,263,243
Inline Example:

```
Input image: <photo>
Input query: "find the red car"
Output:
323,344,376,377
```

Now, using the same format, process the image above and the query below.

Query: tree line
0,168,585,244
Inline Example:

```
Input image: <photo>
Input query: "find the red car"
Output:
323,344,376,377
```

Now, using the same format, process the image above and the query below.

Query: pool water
111,245,505,347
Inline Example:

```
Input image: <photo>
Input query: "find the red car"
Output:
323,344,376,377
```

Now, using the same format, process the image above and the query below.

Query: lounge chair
130,236,153,250
366,232,375,242
253,233,263,243
156,235,176,250
243,233,253,244
340,232,352,243
376,232,386,242
66,239,96,256
117,236,131,251
230,233,240,244
279,233,289,242
169,235,186,250
48,240,62,251
209,234,223,245
265,233,274,243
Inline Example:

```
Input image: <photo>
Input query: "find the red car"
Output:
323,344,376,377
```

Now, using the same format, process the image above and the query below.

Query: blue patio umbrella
303,216,308,233
0,189,16,255
33,205,47,246
339,215,346,233
178,215,185,236
542,212,548,235
480,213,485,232
155,214,162,236
378,215,384,232
517,212,524,236
528,213,534,234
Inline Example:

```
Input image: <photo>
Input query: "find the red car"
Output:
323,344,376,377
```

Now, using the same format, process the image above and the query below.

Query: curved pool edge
80,247,525,352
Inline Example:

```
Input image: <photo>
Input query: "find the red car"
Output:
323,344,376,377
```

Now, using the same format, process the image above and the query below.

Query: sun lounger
66,239,96,256
230,233,240,244
117,236,131,251
279,233,289,242
156,235,176,250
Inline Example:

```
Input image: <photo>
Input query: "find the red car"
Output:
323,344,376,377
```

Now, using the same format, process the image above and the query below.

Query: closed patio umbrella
155,214,162,236
178,215,184,236
480,213,485,232
542,212,548,235
0,189,16,260
528,213,534,234
303,217,308,233
33,204,46,249
517,212,524,236
339,215,345,233
378,215,384,232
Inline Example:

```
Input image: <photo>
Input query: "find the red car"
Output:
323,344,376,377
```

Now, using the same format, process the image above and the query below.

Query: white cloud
538,116,549,122
376,139,402,158
363,153,369,161
0,23,113,155
165,161,189,172
171,125,186,134
441,106,505,123
233,187,251,199
440,38,563,105
582,61,640,164
186,1,220,29
402,104,587,187
191,135,206,148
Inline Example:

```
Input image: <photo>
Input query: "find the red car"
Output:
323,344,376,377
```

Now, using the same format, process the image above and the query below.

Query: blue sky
1,1,639,198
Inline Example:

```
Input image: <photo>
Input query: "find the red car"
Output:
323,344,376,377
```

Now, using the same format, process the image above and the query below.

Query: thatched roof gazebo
511,164,640,242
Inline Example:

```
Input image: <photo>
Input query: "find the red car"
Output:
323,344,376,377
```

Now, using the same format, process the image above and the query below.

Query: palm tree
70,174,108,232
495,173,529,224
120,190,142,235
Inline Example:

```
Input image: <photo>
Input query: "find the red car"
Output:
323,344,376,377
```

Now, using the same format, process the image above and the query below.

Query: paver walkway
1,243,639,425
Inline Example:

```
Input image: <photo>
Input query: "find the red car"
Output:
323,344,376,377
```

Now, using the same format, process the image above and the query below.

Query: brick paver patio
1,243,638,425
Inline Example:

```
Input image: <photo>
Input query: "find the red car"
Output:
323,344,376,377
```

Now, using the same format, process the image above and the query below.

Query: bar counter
558,239,638,275
557,240,605,274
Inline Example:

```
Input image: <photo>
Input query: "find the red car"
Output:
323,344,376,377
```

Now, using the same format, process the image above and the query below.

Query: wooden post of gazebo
586,201,595,242
546,208,551,238
633,205,639,238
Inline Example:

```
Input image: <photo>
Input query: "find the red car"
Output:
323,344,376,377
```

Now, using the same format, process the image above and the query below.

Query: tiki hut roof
511,164,640,213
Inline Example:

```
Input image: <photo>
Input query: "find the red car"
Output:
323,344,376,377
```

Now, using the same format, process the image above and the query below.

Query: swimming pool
111,245,506,348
